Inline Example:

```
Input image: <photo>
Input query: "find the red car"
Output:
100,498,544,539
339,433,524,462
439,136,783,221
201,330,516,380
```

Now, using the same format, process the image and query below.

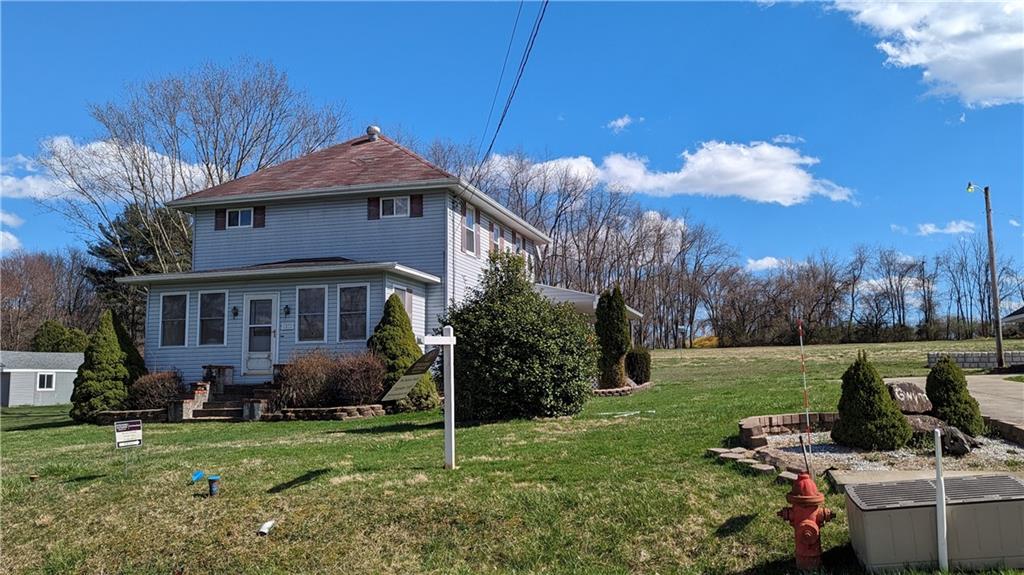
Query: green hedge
625,346,651,384
926,356,984,437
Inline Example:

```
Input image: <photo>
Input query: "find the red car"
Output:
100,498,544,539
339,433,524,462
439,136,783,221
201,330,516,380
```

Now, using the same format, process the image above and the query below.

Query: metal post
983,187,1005,368
443,325,456,470
935,428,948,571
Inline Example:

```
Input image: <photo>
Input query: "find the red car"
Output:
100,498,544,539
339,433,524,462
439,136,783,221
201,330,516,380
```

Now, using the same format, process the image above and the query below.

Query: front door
242,294,278,376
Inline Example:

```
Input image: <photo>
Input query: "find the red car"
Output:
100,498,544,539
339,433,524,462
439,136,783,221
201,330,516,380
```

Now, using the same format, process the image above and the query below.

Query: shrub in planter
128,371,182,409
926,355,984,437
596,287,630,389
70,310,129,422
330,352,386,406
625,346,651,384
276,350,387,410
440,252,598,422
367,294,439,412
831,350,912,450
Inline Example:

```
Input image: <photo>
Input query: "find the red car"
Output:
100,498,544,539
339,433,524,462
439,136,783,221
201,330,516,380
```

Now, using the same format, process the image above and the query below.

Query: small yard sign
380,347,440,402
114,419,143,449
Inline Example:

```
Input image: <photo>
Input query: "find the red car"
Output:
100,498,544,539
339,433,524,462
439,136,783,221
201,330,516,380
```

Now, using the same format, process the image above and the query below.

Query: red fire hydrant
777,472,834,571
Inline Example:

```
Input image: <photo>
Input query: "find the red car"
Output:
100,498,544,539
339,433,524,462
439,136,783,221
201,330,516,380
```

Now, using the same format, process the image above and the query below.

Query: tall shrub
113,313,147,385
926,356,984,436
367,294,439,412
440,252,597,422
70,311,129,422
831,351,912,450
596,287,630,388
625,346,652,384
30,320,89,353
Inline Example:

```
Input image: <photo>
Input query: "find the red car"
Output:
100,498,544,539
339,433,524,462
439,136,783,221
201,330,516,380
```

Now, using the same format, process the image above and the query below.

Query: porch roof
534,283,643,320
116,257,441,286
1004,305,1024,325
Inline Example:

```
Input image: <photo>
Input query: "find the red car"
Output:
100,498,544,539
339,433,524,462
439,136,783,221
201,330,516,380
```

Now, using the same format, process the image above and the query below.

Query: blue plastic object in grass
190,470,205,484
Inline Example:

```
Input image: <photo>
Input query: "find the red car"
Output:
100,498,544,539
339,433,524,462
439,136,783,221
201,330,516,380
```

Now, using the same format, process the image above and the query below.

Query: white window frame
196,290,228,347
464,206,477,255
295,285,328,343
36,372,55,391
380,196,410,219
337,283,370,343
159,292,190,348
226,207,253,229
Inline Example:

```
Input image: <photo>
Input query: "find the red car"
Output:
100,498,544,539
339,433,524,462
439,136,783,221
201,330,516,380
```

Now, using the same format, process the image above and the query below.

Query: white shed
0,351,83,407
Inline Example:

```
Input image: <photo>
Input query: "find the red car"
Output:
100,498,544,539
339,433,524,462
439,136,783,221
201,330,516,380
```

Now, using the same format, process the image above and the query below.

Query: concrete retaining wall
927,351,1024,369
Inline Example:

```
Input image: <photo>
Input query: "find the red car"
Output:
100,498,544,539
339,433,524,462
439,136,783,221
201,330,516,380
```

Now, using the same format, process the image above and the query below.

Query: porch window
381,197,409,218
198,292,226,345
338,285,368,341
226,208,253,228
37,373,55,391
297,286,327,342
464,207,476,254
160,293,188,347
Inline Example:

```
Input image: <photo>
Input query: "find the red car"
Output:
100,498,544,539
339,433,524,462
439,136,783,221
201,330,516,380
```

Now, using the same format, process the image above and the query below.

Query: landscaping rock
776,471,798,484
887,381,932,414
729,447,749,453
737,458,759,465
706,448,731,457
750,463,776,475
719,452,746,462
905,414,981,456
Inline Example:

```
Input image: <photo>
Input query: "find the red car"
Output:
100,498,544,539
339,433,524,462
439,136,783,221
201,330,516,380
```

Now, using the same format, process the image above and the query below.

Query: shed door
242,294,278,375
1,373,10,407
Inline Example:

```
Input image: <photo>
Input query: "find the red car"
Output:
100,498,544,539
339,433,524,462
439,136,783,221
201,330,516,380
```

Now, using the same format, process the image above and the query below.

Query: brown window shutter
214,209,226,230
253,206,266,228
410,194,423,218
368,197,380,220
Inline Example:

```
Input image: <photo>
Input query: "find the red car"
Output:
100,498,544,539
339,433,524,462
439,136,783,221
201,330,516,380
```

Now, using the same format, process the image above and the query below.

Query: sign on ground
380,347,440,402
114,419,143,449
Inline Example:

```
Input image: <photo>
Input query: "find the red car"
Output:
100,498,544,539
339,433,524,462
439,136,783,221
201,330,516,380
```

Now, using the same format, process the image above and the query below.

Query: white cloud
1010,218,1021,227
890,223,909,234
959,112,967,123
917,219,975,235
605,114,644,134
0,230,22,253
0,154,64,199
0,210,25,228
746,256,786,272
836,1,1024,107
771,134,805,144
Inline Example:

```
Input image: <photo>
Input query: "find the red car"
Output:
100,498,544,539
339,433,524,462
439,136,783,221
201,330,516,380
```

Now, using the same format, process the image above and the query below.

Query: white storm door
242,294,278,375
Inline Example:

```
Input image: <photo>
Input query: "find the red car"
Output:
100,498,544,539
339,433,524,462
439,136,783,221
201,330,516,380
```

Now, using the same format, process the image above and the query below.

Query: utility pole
982,185,1005,368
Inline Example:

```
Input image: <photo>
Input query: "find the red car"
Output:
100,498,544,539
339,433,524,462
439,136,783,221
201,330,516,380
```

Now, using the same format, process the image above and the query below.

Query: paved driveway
886,375,1023,425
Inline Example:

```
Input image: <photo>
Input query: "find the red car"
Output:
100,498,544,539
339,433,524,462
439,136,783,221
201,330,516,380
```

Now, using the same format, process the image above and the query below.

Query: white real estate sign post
424,326,457,470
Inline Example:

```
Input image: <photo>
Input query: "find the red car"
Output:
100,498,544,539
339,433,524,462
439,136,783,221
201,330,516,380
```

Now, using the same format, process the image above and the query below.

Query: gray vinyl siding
4,372,33,406
0,371,74,406
145,274,432,384
191,192,448,276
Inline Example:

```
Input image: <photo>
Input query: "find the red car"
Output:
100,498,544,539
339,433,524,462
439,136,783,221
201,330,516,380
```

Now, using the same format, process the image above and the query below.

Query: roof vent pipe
366,125,381,141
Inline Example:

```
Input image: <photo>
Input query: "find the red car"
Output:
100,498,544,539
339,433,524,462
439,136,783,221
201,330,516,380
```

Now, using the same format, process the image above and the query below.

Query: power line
476,0,525,163
479,0,550,166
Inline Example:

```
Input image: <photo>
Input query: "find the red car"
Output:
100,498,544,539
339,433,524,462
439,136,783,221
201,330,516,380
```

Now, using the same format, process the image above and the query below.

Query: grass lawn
3,339,1023,574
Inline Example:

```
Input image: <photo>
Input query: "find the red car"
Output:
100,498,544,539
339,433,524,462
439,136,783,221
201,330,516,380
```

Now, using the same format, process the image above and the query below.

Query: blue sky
2,1,1022,270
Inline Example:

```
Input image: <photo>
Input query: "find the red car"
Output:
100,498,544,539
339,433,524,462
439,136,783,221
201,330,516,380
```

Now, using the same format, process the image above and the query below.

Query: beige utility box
845,475,1024,572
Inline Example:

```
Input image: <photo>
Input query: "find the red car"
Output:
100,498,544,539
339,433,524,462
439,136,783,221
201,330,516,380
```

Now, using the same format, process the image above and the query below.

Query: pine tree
70,311,129,422
30,320,71,352
367,294,439,412
926,356,985,436
595,286,630,388
113,312,147,385
831,351,912,450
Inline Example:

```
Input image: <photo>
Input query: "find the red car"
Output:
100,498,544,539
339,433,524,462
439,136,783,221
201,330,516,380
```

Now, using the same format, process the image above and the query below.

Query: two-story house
119,127,549,384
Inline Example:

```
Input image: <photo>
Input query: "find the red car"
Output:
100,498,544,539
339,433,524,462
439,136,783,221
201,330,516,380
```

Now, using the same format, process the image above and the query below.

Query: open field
3,339,1023,574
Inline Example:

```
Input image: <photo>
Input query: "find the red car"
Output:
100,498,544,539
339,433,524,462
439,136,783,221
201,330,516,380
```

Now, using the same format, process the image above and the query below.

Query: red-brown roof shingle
174,133,454,203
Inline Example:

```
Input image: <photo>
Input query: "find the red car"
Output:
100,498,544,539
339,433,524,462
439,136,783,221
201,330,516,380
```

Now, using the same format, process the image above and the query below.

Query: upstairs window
198,292,227,345
37,373,55,391
381,197,410,218
491,223,501,253
464,206,477,254
297,286,327,342
338,285,368,341
160,293,188,347
227,207,253,228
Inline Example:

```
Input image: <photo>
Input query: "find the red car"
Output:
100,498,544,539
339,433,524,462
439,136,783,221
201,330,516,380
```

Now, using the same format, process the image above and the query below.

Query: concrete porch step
192,407,244,419
202,401,243,409
184,416,245,423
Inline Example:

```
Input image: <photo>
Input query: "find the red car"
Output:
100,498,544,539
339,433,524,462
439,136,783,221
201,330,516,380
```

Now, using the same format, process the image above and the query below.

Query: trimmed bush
831,350,912,450
30,320,89,353
70,311,129,422
926,356,985,437
276,350,386,410
596,287,630,389
440,252,598,422
625,346,652,384
128,371,182,409
367,294,439,412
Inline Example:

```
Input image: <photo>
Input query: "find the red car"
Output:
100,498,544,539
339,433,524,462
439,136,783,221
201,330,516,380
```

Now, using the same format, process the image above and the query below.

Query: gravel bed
765,431,1024,472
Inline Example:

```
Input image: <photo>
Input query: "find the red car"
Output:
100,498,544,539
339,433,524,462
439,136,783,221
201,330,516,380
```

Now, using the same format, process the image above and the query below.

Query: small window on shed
37,373,55,390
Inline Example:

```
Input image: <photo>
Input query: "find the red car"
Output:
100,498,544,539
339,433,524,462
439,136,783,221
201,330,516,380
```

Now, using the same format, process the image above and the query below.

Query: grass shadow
733,543,859,574
714,513,758,537
63,474,106,484
4,419,80,432
267,468,331,494
330,421,444,435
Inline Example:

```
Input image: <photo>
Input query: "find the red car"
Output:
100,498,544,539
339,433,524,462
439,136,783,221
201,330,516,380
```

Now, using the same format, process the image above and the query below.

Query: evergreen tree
831,351,912,450
367,294,439,412
112,312,147,385
70,310,129,422
63,328,90,352
926,356,985,436
595,286,630,388
30,320,71,352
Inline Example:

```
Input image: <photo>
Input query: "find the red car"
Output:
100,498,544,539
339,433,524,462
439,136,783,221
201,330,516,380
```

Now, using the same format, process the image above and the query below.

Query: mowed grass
2,339,1022,575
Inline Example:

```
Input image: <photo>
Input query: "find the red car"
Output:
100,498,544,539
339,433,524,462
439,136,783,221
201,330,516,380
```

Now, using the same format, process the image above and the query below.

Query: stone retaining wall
93,409,168,425
738,412,838,449
261,404,386,421
927,351,1024,369
592,382,653,397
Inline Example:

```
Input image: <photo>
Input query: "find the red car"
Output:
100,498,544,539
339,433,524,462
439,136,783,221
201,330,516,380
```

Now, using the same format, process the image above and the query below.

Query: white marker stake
935,428,948,572
425,326,457,470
